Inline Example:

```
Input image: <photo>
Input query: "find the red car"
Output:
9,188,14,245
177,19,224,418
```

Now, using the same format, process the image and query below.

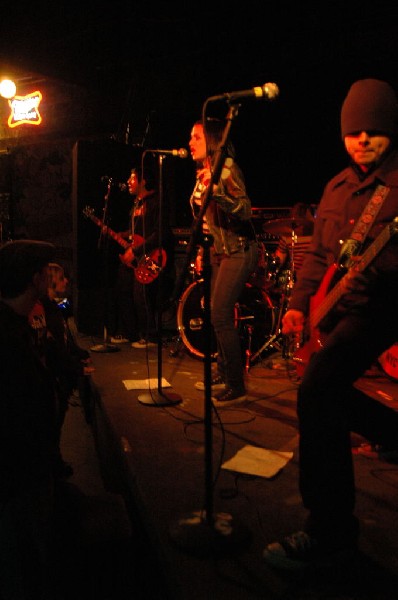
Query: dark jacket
195,161,256,255
0,302,58,500
289,150,398,316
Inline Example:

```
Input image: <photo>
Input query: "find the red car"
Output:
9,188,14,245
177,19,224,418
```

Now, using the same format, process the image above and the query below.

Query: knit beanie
340,79,398,139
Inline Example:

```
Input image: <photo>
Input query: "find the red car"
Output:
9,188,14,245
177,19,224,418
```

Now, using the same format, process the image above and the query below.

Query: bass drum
177,279,276,360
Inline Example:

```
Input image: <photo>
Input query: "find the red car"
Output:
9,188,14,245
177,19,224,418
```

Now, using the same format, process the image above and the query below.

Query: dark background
2,2,398,210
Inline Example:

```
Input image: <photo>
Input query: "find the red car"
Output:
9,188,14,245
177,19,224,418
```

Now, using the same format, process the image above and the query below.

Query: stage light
0,79,17,99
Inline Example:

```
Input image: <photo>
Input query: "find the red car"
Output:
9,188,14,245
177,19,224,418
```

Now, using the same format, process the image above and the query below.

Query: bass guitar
82,206,167,284
293,217,398,377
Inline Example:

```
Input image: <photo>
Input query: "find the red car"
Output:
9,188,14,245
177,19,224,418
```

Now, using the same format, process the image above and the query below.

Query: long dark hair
195,118,236,162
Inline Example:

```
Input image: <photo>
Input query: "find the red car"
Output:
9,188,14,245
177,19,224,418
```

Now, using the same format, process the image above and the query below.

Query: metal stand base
169,511,251,558
90,343,120,353
137,390,181,406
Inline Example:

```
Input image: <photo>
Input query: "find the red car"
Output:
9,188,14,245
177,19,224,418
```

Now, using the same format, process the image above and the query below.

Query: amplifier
172,227,192,253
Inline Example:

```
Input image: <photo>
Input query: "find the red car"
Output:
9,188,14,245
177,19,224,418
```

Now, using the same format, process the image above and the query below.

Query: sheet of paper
222,444,293,478
123,378,171,390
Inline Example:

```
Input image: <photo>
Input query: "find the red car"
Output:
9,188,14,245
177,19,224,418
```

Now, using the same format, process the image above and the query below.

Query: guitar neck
88,214,130,250
311,220,395,330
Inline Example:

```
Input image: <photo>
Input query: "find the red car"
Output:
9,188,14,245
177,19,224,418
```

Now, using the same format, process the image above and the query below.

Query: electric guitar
293,217,398,377
82,206,167,284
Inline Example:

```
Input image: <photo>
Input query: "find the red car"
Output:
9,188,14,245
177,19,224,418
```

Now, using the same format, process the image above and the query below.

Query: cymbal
262,217,314,236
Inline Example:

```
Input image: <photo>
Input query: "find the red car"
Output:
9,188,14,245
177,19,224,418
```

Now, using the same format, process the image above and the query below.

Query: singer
189,118,258,406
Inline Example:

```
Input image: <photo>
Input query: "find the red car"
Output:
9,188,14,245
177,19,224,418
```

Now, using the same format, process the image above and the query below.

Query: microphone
146,148,188,158
100,176,127,191
207,82,280,103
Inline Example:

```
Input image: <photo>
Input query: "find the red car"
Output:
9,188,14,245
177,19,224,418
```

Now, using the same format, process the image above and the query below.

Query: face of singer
189,123,207,163
127,169,140,195
344,131,391,171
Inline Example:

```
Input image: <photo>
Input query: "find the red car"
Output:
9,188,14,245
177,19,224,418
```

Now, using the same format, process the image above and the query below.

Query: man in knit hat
262,79,398,570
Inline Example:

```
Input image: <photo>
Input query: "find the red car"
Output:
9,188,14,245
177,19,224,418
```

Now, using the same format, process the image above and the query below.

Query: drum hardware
244,324,254,373
249,239,281,291
249,272,292,364
262,217,314,237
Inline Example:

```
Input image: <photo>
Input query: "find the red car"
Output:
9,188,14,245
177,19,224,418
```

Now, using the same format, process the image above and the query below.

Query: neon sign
8,91,42,128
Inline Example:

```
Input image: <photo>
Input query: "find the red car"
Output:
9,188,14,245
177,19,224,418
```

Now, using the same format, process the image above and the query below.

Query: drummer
271,202,315,274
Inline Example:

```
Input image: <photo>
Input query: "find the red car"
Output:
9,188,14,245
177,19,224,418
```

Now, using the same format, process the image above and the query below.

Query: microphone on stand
100,176,127,191
145,148,188,158
207,82,280,103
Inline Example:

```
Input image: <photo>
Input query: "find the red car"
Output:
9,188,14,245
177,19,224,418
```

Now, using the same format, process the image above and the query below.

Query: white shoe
195,374,226,391
131,339,157,349
110,335,129,344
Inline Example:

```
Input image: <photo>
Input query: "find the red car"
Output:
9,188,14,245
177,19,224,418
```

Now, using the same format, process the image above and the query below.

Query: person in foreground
29,262,93,478
262,78,398,570
189,118,258,406
0,239,58,598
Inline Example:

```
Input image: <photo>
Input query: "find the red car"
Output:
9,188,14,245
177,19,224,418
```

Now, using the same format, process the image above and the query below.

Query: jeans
210,242,258,391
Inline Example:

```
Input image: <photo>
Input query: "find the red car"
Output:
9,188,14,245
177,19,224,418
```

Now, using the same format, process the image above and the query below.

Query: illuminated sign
8,91,42,128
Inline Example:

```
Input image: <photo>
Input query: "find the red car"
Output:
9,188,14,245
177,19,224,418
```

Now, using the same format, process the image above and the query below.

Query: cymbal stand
90,178,120,353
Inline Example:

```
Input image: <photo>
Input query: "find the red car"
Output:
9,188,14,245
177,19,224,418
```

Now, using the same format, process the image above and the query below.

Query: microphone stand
90,178,120,353
169,102,250,556
138,152,182,406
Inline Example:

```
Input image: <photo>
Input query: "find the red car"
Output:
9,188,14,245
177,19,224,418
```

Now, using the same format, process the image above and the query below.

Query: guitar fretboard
311,219,397,330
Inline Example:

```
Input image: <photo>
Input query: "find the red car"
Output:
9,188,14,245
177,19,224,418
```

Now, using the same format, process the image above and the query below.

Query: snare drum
176,279,276,360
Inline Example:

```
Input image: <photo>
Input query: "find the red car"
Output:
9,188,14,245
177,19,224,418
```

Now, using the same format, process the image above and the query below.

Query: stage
75,324,398,600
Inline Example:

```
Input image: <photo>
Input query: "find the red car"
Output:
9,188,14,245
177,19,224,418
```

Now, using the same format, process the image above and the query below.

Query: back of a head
341,78,398,139
0,240,55,299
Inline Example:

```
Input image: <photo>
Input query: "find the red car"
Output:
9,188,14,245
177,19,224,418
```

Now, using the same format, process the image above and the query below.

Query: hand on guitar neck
82,205,167,284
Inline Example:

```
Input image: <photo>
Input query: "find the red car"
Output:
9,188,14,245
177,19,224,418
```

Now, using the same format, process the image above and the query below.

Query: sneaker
211,386,247,407
110,335,129,344
353,443,398,463
195,374,226,391
262,530,356,571
131,338,157,349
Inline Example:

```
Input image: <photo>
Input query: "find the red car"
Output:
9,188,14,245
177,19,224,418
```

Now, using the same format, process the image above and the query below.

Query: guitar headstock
83,206,94,218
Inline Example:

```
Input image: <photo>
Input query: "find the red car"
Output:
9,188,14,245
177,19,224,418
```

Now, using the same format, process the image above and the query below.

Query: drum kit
173,215,314,369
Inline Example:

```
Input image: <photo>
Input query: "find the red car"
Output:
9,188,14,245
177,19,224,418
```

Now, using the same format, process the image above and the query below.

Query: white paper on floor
123,378,171,390
222,444,293,478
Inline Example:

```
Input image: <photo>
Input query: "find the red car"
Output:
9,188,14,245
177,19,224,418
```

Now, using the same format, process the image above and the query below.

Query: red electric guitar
83,206,167,284
293,217,398,377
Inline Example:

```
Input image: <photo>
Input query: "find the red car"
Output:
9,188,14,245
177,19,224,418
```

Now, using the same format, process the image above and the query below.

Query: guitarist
263,79,398,571
109,165,174,348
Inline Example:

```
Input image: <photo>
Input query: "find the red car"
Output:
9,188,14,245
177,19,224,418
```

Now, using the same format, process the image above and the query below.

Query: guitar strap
338,184,390,268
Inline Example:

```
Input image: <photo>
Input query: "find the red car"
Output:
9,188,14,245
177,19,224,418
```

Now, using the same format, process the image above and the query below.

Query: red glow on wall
8,91,42,128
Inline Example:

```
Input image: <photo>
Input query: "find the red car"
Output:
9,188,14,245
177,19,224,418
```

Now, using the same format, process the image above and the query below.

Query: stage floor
79,328,398,600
